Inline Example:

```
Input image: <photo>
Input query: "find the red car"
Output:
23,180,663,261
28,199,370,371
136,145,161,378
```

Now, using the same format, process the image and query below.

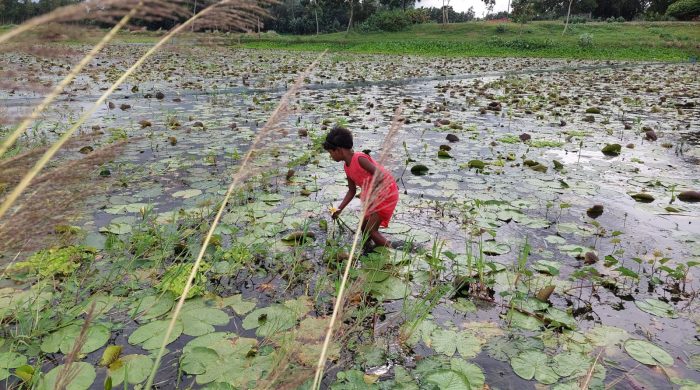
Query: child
323,126,400,249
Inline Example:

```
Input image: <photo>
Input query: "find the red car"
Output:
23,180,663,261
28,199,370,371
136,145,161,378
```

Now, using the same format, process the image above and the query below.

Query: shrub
616,16,626,22
405,8,431,24
495,24,508,33
578,33,593,48
567,16,588,24
359,10,412,32
666,0,700,20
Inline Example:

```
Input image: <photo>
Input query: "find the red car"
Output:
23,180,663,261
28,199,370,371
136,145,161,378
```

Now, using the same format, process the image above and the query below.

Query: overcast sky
416,0,511,18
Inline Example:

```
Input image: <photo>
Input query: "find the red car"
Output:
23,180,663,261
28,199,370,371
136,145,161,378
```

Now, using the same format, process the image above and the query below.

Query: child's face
327,148,343,162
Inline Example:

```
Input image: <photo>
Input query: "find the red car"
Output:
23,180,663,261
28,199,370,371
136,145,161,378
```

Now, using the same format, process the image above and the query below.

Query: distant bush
605,16,625,22
359,10,412,32
405,8,431,24
495,24,508,33
641,11,673,21
666,0,700,20
567,16,588,24
578,33,593,48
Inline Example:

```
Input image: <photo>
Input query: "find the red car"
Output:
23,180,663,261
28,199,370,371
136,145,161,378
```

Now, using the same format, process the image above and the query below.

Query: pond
1,44,699,389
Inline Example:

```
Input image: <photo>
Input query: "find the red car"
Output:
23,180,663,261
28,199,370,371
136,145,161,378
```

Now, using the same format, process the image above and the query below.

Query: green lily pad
219,294,256,315
107,354,153,385
242,305,297,337
429,329,481,358
132,292,175,321
180,336,273,386
424,370,471,389
0,352,27,380
41,324,110,355
450,358,485,390
179,300,230,336
173,189,203,199
128,319,183,350
635,299,678,318
553,352,590,378
100,222,132,235
38,362,96,390
624,339,673,366
410,164,429,175
511,350,560,384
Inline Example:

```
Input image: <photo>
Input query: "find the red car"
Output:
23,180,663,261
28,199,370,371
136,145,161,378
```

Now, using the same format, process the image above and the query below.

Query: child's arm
333,177,357,219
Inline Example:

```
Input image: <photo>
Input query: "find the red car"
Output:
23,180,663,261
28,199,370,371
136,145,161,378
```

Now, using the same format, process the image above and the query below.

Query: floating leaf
132,292,175,321
242,305,297,337
424,370,470,390
511,350,559,384
41,324,110,355
553,352,590,378
179,300,230,336
450,359,484,390
586,325,630,347
38,362,96,390
624,339,673,366
128,320,183,350
99,345,122,367
410,165,429,175
108,354,153,386
635,299,678,318
0,352,26,380
172,189,202,199
219,294,256,315
180,336,272,386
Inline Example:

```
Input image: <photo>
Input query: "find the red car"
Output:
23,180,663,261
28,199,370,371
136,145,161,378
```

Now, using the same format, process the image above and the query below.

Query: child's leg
363,213,391,247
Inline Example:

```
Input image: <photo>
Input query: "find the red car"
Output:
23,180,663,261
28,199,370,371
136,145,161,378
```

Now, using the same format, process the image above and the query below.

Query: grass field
239,21,700,61
1,21,699,60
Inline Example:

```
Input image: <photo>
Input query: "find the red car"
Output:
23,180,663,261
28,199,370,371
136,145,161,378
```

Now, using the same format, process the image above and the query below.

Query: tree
511,0,536,22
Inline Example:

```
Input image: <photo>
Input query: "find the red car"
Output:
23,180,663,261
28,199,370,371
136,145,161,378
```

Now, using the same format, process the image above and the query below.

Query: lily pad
511,350,559,384
635,298,678,318
624,339,673,366
173,189,203,199
0,352,27,381
410,164,429,176
424,370,471,390
107,354,153,386
242,305,297,337
128,319,183,350
219,294,256,315
41,324,110,355
38,362,96,390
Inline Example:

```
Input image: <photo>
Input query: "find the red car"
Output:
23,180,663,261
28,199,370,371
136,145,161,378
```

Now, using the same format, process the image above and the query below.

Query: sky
415,0,511,18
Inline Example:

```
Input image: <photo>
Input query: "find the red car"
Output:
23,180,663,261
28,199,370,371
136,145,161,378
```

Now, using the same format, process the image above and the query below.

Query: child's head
323,126,353,161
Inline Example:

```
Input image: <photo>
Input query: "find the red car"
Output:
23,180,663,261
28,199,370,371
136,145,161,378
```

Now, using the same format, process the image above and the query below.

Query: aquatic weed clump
11,245,96,278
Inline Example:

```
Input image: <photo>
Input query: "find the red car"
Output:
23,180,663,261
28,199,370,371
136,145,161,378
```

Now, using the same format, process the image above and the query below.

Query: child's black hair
323,126,353,150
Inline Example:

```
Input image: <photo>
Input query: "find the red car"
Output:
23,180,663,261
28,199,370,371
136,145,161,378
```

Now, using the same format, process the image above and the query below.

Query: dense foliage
666,0,700,19
1,0,695,34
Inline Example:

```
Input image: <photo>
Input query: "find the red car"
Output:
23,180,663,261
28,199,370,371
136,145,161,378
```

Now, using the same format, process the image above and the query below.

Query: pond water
1,44,699,389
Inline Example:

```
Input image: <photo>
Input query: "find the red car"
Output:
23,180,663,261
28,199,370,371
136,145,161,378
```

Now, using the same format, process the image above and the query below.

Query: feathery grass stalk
0,0,191,45
0,5,142,159
0,0,258,221
143,49,328,390
312,105,404,389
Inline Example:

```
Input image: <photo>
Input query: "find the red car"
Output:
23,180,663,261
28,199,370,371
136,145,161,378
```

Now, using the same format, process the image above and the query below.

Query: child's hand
330,206,341,219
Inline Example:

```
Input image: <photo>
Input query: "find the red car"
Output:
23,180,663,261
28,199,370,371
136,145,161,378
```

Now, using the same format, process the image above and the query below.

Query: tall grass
0,0,271,221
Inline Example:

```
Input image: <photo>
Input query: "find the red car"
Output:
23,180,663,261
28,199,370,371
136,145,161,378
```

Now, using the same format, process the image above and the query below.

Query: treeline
0,0,697,33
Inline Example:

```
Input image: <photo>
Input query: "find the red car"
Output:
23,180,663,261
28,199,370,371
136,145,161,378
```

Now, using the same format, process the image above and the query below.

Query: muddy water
2,45,699,388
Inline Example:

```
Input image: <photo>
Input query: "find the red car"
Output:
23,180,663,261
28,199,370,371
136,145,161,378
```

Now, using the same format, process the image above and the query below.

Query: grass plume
0,0,272,222
0,6,140,159
0,0,192,45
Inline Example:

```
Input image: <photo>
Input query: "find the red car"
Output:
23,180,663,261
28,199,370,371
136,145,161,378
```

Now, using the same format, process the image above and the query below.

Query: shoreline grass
238,21,700,61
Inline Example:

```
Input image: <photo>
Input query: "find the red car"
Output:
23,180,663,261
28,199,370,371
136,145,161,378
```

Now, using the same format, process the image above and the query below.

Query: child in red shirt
323,126,399,248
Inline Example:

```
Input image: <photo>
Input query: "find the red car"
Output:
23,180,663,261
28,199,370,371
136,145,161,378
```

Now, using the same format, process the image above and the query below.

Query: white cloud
415,0,510,17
